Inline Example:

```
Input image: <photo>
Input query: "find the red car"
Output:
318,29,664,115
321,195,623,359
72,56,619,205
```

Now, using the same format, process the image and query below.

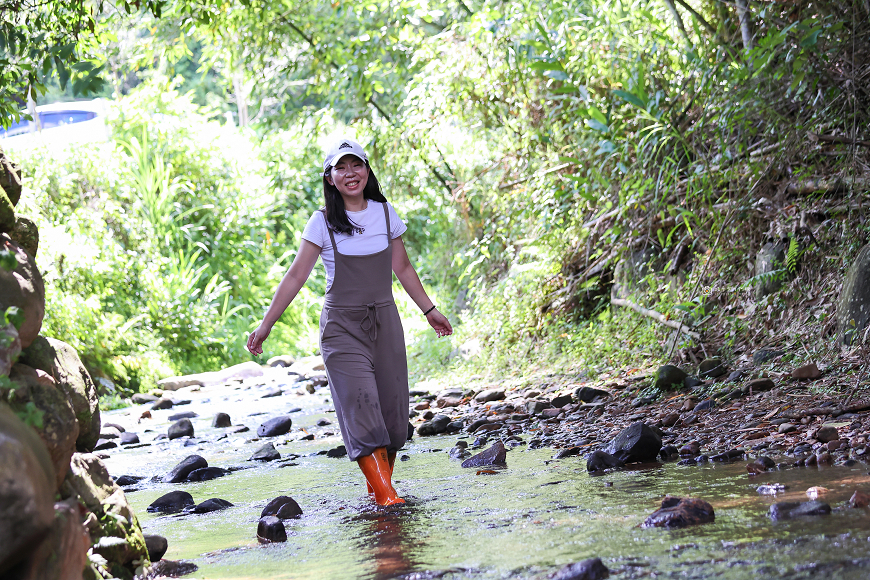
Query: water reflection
351,507,418,580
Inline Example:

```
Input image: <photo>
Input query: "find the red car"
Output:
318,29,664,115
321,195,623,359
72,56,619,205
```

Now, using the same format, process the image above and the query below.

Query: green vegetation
2,0,868,395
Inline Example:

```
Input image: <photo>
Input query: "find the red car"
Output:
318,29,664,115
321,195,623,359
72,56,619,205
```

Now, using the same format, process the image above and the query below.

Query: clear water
102,373,870,579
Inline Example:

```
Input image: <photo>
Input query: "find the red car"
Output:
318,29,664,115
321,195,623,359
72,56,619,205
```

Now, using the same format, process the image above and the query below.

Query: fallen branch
816,134,870,148
781,400,870,420
610,294,701,340
787,176,870,195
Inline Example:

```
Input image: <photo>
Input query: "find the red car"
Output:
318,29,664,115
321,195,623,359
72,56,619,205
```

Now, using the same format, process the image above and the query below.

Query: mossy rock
654,365,687,390
0,234,45,348
0,188,15,234
0,145,21,206
20,337,101,451
10,216,38,257
837,243,870,346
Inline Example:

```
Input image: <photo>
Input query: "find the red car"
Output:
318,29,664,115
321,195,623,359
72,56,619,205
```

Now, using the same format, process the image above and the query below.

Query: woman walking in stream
246,138,453,506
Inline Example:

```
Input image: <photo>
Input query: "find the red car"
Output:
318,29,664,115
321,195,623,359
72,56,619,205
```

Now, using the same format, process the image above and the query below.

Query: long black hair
322,161,388,235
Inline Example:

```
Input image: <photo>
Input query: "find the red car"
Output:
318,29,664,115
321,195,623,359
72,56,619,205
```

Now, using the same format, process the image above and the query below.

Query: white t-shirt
301,201,407,291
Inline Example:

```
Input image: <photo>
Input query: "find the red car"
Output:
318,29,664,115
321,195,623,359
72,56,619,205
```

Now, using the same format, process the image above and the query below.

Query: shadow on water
101,375,870,580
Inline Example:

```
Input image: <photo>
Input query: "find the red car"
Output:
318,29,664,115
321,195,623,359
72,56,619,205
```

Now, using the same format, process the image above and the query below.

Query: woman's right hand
247,323,272,356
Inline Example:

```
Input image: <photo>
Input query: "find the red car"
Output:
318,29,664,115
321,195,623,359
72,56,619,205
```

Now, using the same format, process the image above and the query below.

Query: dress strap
320,209,339,253
382,201,391,240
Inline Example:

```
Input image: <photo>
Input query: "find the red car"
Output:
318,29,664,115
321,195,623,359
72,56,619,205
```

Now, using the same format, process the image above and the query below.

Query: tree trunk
735,0,753,50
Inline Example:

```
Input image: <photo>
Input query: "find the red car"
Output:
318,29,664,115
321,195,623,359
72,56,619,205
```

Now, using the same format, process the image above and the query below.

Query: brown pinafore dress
318,202,410,461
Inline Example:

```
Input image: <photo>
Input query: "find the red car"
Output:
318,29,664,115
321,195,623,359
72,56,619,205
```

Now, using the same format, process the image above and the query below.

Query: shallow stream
102,371,870,580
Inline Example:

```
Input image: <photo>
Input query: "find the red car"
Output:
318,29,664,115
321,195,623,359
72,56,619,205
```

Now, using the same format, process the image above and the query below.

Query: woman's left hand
426,308,453,338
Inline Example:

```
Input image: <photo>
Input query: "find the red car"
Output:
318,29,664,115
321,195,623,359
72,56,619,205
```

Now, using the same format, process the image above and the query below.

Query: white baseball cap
322,138,368,175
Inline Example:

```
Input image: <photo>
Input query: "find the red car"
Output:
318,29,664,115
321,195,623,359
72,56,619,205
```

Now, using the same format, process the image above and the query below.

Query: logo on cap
339,142,352,150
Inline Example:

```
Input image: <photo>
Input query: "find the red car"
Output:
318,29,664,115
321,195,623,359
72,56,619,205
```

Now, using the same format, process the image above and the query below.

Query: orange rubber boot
366,450,397,496
358,448,405,506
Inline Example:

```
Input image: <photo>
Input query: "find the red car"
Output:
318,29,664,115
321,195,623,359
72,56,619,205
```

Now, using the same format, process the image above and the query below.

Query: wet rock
144,534,168,562
227,425,250,434
316,418,332,427
726,370,744,382
261,495,303,519
710,449,744,462
165,455,208,483
467,418,489,433
250,442,280,461
586,450,624,472
192,498,234,513
0,235,45,348
461,441,507,468
168,418,194,440
148,490,195,514
757,484,788,495
679,441,701,456
683,376,702,389
654,365,687,390
132,393,157,404
659,445,679,459
605,422,662,463
149,560,199,577
449,446,471,459
474,389,505,402
574,386,610,403
212,413,232,428
326,445,347,458
417,414,451,436
550,394,573,408
769,500,831,520
151,398,174,411
816,425,839,443
446,420,464,432
816,451,833,464
753,348,784,365
0,405,55,573
94,438,117,451
118,432,139,445
746,456,775,474
407,422,415,440
642,496,715,528
257,416,293,437
257,516,287,543
837,242,870,345
116,475,145,487
694,399,715,412
698,358,726,379
681,398,697,412
778,423,797,434
554,446,582,459
849,490,870,508
187,467,229,482
541,408,561,418
551,557,610,580
169,411,198,421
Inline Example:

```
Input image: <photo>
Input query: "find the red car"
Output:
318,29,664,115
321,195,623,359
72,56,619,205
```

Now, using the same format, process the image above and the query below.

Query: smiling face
326,155,369,202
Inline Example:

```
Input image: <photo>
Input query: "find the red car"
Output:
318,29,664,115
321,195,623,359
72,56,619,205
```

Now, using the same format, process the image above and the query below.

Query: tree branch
672,0,718,37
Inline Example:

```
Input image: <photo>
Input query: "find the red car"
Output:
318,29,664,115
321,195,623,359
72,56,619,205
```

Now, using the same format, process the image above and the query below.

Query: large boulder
0,404,56,576
0,322,21,376
0,146,21,207
754,239,787,300
8,363,79,489
0,234,44,348
641,496,715,528
157,360,265,391
837,243,870,345
20,336,101,451
20,498,90,580
62,453,149,572
604,422,662,464
9,216,38,258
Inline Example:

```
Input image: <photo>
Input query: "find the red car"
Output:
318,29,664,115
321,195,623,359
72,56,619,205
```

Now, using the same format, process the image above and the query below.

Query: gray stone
192,498,234,513
474,389,505,403
164,455,208,483
768,500,831,520
816,425,839,443
131,393,157,404
250,442,280,461
168,418,194,439
574,386,610,403
778,423,797,434
257,416,293,437
148,490,195,514
698,358,726,379
261,496,303,519
527,400,551,415
461,441,507,468
187,467,228,482
417,414,451,436
551,557,610,580
642,496,715,528
837,243,870,345
144,534,168,562
212,413,232,428
257,516,287,543
755,239,787,300
654,365,687,390
605,422,662,463
168,411,198,421
586,450,624,472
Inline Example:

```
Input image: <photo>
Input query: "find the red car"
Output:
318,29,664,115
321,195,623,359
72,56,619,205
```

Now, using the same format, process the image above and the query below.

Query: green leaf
613,89,645,108
529,60,563,71
586,119,609,133
4,306,24,331
588,105,607,125
544,70,569,81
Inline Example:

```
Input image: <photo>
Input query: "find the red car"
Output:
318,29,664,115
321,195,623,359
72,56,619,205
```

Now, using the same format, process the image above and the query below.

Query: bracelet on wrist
423,305,437,316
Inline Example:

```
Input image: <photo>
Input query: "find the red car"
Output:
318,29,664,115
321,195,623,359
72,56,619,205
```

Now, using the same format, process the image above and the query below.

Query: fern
786,236,800,275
